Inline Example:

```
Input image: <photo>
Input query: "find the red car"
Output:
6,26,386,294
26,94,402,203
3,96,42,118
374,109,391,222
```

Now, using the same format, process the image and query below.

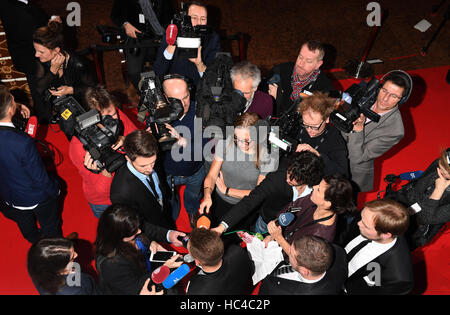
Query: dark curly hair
323,175,356,214
287,151,324,187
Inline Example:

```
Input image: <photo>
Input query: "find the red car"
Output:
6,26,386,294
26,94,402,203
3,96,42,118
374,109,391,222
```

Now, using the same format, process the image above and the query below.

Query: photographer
68,86,138,218
32,20,96,128
0,85,60,243
110,0,174,91
153,1,221,86
268,40,333,116
341,71,410,193
386,148,450,249
293,91,349,178
160,75,207,224
231,61,273,119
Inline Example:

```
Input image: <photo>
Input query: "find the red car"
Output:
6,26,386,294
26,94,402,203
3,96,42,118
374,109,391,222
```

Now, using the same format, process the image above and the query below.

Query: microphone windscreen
151,265,170,284
26,116,38,138
399,171,423,181
197,215,211,229
166,24,178,46
278,212,295,227
183,254,195,263
162,264,190,289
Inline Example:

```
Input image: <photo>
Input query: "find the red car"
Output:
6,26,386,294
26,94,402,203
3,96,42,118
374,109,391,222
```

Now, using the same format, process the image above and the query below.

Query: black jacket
110,160,175,234
259,243,348,295
270,62,334,116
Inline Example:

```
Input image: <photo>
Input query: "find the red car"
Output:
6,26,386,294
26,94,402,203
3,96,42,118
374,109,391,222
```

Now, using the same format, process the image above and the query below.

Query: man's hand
84,151,112,177
18,104,30,119
140,279,164,295
49,86,74,97
168,230,186,247
165,124,187,147
352,113,366,133
211,224,226,235
124,22,142,39
268,83,278,99
163,254,183,269
189,47,206,73
296,143,320,156
111,136,125,151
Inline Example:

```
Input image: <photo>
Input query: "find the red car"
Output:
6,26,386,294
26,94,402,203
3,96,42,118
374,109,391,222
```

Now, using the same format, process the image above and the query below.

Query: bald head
163,78,191,115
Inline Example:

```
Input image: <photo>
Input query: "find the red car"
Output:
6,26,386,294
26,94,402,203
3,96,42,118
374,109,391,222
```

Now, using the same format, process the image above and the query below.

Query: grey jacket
342,107,404,192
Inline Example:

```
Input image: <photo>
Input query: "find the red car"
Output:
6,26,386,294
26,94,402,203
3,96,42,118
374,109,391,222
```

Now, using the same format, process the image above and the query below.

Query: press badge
139,14,145,24
409,203,422,214
61,109,72,120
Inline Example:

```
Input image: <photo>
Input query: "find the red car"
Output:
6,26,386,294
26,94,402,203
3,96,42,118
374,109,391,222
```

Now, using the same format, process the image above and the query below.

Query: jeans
1,196,61,243
167,164,206,220
254,215,269,235
88,203,110,219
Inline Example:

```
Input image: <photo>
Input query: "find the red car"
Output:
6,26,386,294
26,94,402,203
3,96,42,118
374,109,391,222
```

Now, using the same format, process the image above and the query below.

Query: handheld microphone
399,171,423,181
166,24,178,46
150,265,170,291
197,215,211,229
162,264,190,289
25,116,38,138
177,235,190,248
274,212,295,227
183,254,195,264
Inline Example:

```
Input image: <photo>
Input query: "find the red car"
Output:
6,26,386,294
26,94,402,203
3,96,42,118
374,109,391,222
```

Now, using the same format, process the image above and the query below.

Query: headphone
162,73,194,93
379,70,413,105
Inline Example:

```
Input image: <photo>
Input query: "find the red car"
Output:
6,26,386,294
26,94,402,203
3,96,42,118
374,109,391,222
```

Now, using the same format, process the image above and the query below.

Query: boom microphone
166,24,178,46
150,265,170,291
162,264,190,289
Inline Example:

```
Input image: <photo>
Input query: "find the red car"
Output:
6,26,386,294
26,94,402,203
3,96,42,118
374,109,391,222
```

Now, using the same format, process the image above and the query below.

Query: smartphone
149,251,177,262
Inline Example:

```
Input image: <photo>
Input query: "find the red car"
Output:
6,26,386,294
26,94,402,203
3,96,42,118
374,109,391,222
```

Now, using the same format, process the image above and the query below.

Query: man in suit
230,61,273,119
186,228,254,295
341,71,412,192
259,235,347,295
110,0,174,90
110,130,185,245
212,151,324,235
268,40,334,116
343,199,414,295
0,85,60,243
152,1,221,86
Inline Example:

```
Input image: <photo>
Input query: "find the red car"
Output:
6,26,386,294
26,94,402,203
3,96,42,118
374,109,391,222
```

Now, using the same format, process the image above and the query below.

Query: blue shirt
126,161,163,201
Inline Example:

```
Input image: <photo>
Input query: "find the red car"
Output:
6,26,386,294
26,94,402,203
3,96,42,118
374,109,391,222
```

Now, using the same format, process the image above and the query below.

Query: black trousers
1,195,61,243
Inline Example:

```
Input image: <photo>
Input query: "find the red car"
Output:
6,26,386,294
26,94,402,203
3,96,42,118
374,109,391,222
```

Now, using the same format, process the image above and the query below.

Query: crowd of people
0,0,449,296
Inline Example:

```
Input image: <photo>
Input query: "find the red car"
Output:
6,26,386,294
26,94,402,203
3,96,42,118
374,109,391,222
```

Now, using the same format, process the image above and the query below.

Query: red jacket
69,109,137,205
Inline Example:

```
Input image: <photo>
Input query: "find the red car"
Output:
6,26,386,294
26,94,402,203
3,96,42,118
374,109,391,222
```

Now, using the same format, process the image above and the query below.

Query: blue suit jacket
0,126,59,207
153,31,221,86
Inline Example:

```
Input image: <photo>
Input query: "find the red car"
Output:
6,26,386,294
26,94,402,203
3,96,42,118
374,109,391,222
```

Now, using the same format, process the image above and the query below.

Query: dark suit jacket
110,160,175,236
0,126,59,206
222,160,293,229
270,62,334,116
340,217,414,295
110,0,173,33
259,244,348,295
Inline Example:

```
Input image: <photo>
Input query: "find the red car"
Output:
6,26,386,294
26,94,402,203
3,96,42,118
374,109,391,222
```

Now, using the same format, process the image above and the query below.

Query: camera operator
160,75,207,224
293,91,349,177
386,148,450,249
153,1,221,86
68,86,138,218
110,0,174,91
341,71,410,193
231,61,273,119
0,85,60,243
32,20,96,129
268,40,334,116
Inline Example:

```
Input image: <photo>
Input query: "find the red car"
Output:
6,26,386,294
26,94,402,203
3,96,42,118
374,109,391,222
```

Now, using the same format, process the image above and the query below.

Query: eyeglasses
301,120,325,131
234,135,252,146
379,87,402,101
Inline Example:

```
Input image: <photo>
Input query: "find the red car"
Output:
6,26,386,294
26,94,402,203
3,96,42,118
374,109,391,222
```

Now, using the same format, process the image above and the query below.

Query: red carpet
0,65,449,295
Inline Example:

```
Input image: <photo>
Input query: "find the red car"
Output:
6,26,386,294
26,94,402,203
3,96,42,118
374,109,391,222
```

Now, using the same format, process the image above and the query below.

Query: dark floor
29,0,450,94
